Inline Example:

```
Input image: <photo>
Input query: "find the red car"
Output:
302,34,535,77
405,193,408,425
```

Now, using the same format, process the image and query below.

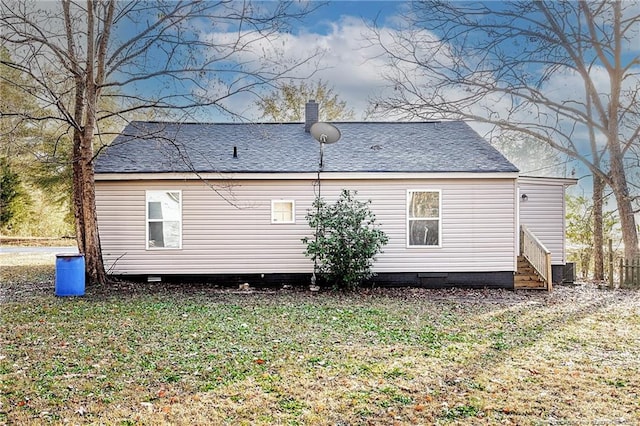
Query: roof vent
233,146,238,158
304,99,319,133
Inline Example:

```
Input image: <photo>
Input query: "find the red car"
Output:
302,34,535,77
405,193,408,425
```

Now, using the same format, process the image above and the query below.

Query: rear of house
96,175,519,287
518,176,576,284
95,116,573,289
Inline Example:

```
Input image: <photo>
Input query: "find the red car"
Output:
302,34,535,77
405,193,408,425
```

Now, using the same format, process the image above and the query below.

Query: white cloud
195,2,639,176
198,14,529,129
198,16,400,121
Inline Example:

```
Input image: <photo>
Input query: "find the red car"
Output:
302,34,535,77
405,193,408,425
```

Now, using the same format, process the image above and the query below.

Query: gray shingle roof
94,121,518,174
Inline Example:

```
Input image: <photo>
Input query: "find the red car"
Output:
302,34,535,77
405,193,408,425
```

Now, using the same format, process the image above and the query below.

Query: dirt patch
0,249,615,307
0,255,624,306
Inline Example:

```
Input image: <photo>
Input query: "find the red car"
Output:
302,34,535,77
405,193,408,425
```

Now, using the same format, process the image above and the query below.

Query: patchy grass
0,237,76,247
1,255,639,425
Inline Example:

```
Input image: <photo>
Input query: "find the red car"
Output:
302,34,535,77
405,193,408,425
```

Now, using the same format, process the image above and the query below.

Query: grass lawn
1,253,639,425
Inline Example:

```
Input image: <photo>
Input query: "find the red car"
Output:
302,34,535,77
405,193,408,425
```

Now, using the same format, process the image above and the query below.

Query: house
94,101,576,289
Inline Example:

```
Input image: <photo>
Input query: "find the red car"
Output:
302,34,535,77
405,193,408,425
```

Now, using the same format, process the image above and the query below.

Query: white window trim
146,190,183,250
406,189,442,248
271,199,295,224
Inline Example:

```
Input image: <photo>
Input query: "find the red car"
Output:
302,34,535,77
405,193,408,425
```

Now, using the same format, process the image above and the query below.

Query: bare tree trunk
78,130,106,285
593,176,604,281
2,0,321,287
64,0,108,285
606,1,638,261
71,130,106,285
580,251,591,280
72,132,85,254
611,157,639,261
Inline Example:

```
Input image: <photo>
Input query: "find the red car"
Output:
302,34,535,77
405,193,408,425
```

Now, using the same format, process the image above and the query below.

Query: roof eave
95,171,521,181
518,175,579,186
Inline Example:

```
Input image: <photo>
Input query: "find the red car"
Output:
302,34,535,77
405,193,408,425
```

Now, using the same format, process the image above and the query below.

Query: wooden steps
515,255,547,290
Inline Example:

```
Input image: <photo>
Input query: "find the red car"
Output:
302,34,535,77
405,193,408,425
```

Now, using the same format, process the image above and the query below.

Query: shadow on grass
3,259,638,425
426,284,639,421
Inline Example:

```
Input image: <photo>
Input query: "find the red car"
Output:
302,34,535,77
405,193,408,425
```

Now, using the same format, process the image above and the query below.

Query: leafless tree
0,0,322,284
369,0,639,262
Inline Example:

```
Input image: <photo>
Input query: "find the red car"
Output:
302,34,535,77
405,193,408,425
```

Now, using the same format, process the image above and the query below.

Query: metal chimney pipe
304,99,319,133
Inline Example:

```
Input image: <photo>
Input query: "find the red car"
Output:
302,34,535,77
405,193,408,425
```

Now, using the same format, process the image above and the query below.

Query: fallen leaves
140,402,153,412
2,262,640,425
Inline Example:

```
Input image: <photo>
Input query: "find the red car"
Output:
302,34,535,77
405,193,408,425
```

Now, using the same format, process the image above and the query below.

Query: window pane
164,192,181,220
272,201,294,223
409,192,439,218
409,219,439,246
162,221,181,248
148,201,163,219
149,222,165,247
147,191,181,249
147,191,180,220
275,210,293,222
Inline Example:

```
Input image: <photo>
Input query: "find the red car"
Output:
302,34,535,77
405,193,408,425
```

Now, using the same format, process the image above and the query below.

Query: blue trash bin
55,254,85,296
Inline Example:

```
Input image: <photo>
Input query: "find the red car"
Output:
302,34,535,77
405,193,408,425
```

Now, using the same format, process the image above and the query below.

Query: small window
146,190,182,249
407,190,441,247
272,200,295,224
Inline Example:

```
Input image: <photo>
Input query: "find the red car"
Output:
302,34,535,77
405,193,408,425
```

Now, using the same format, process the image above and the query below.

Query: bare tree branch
0,0,324,284
369,0,640,260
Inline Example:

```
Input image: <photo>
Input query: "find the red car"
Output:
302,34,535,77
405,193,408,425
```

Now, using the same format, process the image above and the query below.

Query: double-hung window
146,190,182,249
271,200,295,224
407,190,441,247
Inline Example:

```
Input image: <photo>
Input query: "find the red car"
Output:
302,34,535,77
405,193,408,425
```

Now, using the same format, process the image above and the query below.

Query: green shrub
0,158,30,229
302,189,388,290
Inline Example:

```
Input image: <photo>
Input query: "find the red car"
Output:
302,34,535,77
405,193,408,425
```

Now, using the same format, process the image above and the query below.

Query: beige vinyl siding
96,177,517,275
518,179,567,265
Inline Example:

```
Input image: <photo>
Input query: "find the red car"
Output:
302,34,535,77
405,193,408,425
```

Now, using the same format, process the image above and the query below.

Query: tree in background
491,132,566,177
1,47,32,232
566,194,618,280
1,1,320,284
369,1,639,262
1,47,73,236
256,80,355,122
0,48,41,158
0,158,29,229
303,190,388,290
